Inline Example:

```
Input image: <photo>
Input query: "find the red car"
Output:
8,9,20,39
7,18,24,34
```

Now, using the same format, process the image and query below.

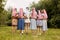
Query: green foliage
30,0,60,28
0,0,5,25
0,0,12,26
6,13,11,26
0,10,8,25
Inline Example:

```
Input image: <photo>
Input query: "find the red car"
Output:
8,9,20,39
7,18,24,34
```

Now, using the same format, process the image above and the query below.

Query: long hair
19,8,23,17
37,10,43,19
43,9,48,19
12,8,17,17
31,7,37,18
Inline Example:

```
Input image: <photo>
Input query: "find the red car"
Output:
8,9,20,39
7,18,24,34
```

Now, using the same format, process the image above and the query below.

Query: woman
41,9,48,34
37,10,43,35
24,7,30,34
30,7,37,35
17,8,25,35
12,8,18,33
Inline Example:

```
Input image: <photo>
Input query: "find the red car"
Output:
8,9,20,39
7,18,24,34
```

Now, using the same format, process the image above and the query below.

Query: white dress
41,13,48,31
24,9,30,23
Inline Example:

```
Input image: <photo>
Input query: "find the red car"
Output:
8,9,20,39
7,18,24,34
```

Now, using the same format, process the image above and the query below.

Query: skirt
42,20,48,31
12,19,17,26
17,18,24,30
25,19,30,23
37,20,43,26
30,19,37,30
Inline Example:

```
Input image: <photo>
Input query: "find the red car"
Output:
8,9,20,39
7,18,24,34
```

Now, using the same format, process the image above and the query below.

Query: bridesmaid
17,8,25,35
12,8,18,33
37,10,43,35
24,7,30,34
30,7,37,35
41,9,48,34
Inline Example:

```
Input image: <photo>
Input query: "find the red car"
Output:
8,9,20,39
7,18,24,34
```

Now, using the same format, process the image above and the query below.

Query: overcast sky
4,0,39,11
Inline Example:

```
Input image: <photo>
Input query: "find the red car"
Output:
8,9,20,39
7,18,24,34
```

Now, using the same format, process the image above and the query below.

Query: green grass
0,26,60,40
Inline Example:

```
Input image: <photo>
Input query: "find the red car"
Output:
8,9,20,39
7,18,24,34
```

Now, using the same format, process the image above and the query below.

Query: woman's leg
12,25,17,33
21,19,25,34
37,26,39,33
25,23,28,34
37,26,41,35
27,23,30,33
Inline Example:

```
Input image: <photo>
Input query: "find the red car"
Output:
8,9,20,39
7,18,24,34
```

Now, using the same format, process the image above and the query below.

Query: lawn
0,26,60,40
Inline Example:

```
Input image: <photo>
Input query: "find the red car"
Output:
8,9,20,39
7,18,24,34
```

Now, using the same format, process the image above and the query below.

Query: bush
6,20,12,26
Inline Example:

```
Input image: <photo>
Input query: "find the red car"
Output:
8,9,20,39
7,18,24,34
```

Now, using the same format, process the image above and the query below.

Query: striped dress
37,10,43,26
42,10,48,31
30,9,37,30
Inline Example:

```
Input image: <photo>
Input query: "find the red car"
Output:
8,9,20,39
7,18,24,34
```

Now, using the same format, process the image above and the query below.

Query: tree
0,0,8,26
30,0,60,28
